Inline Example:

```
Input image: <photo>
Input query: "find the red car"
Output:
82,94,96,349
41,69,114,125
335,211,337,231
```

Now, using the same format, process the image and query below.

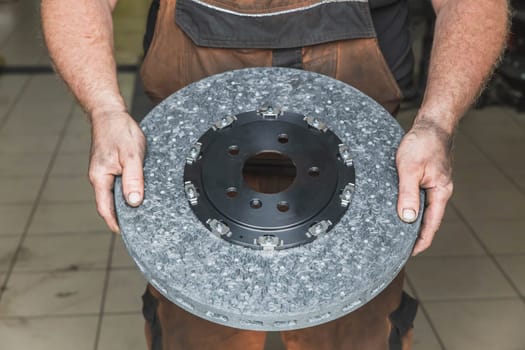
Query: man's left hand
395,119,454,256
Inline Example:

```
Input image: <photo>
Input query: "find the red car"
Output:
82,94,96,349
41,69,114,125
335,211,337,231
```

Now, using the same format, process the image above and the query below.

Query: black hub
183,109,355,250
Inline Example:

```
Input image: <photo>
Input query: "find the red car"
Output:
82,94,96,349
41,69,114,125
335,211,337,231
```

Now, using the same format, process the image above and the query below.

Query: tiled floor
0,1,524,350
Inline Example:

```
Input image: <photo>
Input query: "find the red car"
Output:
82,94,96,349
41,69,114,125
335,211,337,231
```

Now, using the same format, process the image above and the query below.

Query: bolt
343,190,352,200
187,188,195,198
190,147,198,158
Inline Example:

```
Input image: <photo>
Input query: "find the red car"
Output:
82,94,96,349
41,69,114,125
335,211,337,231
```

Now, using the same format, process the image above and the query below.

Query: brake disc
115,67,422,331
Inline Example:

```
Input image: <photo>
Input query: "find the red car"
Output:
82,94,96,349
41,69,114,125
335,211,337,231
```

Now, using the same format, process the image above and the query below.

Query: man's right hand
88,110,146,233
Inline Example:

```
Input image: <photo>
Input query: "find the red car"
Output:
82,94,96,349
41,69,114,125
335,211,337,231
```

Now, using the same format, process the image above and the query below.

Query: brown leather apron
141,0,403,113
139,1,414,349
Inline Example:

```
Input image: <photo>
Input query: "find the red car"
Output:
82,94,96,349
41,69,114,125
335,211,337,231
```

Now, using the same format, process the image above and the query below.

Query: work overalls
139,0,418,348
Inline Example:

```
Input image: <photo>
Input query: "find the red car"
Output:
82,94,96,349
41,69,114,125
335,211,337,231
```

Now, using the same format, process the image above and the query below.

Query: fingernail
402,208,417,222
128,192,142,205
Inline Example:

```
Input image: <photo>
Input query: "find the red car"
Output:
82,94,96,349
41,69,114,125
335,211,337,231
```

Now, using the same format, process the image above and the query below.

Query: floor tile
0,131,60,153
453,134,492,166
98,313,148,350
407,256,517,301
111,237,137,268
0,204,32,235
476,140,525,173
0,74,30,121
451,189,525,221
66,107,91,133
460,106,521,126
1,113,68,136
425,299,525,350
28,202,107,234
442,204,461,222
0,316,98,350
420,221,484,257
460,106,514,124
50,153,90,176
13,233,111,272
505,168,525,193
461,114,525,143
452,162,516,192
0,270,105,317
104,269,146,313
495,255,525,297
404,279,416,296
412,310,442,350
0,237,19,272
15,74,72,106
510,110,525,129
0,177,42,204
59,131,91,154
97,313,148,350
2,97,72,136
40,176,94,202
0,153,52,177
0,75,74,134
470,220,525,255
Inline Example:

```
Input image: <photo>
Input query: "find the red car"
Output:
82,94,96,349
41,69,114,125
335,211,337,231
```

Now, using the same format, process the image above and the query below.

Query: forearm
41,0,125,118
417,0,509,134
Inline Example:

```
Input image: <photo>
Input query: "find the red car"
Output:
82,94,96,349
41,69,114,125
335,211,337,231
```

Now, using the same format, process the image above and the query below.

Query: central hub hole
242,151,296,194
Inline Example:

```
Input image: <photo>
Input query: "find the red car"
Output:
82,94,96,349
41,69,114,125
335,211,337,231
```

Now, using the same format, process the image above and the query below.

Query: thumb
122,156,145,207
397,165,421,223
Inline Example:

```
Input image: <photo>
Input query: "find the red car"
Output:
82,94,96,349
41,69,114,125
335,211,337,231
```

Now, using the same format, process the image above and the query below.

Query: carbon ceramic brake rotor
115,67,422,331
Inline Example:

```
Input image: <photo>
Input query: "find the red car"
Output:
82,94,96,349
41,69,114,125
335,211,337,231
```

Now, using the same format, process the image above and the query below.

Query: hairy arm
42,0,146,233
397,0,509,254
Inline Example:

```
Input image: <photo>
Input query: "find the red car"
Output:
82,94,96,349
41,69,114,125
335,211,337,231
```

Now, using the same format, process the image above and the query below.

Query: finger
397,163,422,223
412,185,451,255
90,172,120,233
121,153,144,207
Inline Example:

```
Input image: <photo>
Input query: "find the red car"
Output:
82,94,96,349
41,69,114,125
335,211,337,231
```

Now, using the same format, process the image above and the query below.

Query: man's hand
88,110,146,233
395,0,507,255
396,120,454,256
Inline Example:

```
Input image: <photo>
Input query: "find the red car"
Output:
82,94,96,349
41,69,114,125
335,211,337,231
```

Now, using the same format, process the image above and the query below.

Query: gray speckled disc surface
115,68,422,331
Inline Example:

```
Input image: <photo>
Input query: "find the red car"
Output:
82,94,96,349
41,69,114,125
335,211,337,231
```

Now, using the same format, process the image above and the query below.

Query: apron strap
388,292,419,350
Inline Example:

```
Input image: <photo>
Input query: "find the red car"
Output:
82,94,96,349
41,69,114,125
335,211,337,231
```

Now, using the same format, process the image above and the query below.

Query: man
41,0,508,349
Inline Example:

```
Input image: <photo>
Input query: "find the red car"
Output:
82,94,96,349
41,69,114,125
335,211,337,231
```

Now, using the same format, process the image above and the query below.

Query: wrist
89,103,129,123
85,91,127,119
409,117,455,155
412,108,459,137
89,108,133,133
